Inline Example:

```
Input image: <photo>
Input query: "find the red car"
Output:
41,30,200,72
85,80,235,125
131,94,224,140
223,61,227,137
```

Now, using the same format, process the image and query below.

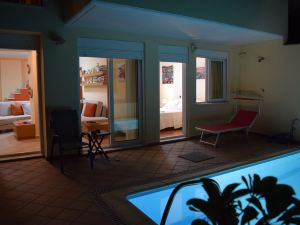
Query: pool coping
99,147,299,225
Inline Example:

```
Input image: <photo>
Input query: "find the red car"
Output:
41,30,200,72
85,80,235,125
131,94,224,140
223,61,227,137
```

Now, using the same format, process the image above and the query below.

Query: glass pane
159,62,184,139
210,60,223,99
112,59,139,141
196,57,207,102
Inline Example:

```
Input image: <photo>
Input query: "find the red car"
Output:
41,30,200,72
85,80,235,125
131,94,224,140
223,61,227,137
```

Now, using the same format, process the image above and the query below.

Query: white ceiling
0,49,29,59
68,1,282,45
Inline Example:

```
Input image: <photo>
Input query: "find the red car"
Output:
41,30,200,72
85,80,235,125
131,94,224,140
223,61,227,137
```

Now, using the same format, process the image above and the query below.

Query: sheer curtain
210,60,223,99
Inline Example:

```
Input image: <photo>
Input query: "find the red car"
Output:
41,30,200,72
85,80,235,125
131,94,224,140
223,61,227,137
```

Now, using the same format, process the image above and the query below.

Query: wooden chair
50,109,91,173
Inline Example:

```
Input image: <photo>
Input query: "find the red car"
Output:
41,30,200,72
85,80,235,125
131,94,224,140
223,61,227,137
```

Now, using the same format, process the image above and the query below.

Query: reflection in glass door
110,58,141,144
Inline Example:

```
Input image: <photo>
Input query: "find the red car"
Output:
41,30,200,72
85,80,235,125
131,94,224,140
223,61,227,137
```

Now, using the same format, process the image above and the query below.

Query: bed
160,99,182,130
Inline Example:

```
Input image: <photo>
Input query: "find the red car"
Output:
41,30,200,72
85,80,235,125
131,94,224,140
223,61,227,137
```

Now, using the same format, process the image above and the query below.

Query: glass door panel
111,58,139,142
159,61,184,139
209,60,223,100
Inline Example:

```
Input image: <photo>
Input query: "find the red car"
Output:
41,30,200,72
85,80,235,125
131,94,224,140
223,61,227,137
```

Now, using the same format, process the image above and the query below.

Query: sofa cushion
82,100,103,117
80,102,84,113
0,115,31,126
22,102,31,115
11,103,24,115
0,102,12,116
83,103,97,117
81,116,108,123
101,106,107,117
95,101,103,117
14,101,31,115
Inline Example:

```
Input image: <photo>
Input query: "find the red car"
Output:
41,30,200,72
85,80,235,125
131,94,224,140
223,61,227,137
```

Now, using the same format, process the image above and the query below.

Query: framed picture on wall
118,63,125,81
162,65,174,84
196,66,206,79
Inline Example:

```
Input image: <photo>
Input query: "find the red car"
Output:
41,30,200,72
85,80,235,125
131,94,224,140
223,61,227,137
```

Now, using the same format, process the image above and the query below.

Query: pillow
80,103,84,113
82,100,103,117
22,102,31,115
95,101,103,117
101,106,107,117
83,103,97,117
161,99,179,110
0,102,12,116
11,103,24,116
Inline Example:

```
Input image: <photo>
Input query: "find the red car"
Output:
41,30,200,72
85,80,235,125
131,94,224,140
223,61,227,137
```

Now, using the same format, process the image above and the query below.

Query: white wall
239,40,300,139
79,57,108,107
196,57,206,102
79,57,107,72
0,59,25,101
160,62,183,107
27,51,40,137
82,86,108,107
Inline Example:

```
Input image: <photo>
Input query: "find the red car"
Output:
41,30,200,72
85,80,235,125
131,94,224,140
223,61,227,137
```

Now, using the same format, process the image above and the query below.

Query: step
0,152,42,162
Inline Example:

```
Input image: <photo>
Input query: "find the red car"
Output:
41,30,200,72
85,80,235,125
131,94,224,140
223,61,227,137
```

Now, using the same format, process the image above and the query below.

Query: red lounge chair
195,110,259,147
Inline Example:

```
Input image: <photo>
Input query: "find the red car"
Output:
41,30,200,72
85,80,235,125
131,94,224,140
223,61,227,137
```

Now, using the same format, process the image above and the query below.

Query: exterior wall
0,0,286,155
239,40,300,140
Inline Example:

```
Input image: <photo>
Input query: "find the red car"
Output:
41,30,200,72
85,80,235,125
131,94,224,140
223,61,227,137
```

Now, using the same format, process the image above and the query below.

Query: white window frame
195,49,228,103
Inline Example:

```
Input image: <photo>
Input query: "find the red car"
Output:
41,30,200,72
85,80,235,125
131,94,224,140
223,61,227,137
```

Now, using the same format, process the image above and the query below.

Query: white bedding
160,99,182,130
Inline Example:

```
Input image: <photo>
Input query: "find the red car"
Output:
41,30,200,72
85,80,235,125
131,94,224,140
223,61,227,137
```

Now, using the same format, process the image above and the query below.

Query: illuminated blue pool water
127,151,300,225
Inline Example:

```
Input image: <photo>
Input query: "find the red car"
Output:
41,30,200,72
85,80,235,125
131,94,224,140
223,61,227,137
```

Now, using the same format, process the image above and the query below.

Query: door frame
158,45,188,141
158,61,187,140
108,58,143,148
0,32,45,156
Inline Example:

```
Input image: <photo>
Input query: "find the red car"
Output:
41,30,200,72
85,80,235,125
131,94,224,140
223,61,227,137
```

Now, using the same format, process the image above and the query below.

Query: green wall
96,0,288,36
0,0,283,155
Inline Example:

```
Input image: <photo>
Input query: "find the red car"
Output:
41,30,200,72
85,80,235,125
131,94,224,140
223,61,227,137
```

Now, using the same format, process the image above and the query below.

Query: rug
179,152,214,163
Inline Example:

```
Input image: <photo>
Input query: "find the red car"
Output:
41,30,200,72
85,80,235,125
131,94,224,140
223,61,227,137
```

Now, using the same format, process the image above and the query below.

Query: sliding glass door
159,61,185,139
78,39,144,147
109,58,142,146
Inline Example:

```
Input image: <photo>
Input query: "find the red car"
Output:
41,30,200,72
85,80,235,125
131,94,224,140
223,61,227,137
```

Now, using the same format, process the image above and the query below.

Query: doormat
179,152,214,163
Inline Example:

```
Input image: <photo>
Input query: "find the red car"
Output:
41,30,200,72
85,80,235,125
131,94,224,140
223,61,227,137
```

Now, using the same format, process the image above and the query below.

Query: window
196,50,227,103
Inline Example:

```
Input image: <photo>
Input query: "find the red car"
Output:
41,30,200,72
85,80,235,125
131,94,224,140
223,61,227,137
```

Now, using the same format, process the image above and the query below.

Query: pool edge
100,147,299,225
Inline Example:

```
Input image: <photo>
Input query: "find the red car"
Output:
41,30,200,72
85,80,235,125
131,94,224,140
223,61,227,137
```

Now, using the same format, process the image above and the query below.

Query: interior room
79,57,110,147
0,49,40,159
159,61,184,139
79,56,140,147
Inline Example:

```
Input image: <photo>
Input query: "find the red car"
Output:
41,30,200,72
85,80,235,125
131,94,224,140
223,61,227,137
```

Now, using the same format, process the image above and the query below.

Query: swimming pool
128,151,300,225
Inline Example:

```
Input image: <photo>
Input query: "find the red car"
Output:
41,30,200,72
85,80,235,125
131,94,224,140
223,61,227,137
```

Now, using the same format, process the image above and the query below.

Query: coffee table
81,121,109,133
81,121,110,168
13,120,35,140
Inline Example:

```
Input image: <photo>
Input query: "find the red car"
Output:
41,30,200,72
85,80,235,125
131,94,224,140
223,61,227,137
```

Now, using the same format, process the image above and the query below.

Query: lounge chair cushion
231,110,258,126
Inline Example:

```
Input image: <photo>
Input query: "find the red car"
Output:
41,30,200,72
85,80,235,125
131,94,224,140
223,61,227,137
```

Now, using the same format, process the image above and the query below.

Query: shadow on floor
0,132,298,225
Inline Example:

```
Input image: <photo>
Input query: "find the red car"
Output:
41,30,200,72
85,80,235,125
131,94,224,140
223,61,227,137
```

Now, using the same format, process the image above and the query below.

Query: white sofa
0,101,31,131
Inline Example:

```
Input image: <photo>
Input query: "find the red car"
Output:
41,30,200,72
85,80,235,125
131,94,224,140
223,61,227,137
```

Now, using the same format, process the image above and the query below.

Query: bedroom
159,61,185,139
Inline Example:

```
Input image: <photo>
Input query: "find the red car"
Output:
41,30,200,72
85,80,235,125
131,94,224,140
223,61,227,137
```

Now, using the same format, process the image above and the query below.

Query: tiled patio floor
0,132,298,225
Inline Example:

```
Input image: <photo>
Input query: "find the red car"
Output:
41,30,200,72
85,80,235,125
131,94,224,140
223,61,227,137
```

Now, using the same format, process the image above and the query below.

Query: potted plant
187,174,300,225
